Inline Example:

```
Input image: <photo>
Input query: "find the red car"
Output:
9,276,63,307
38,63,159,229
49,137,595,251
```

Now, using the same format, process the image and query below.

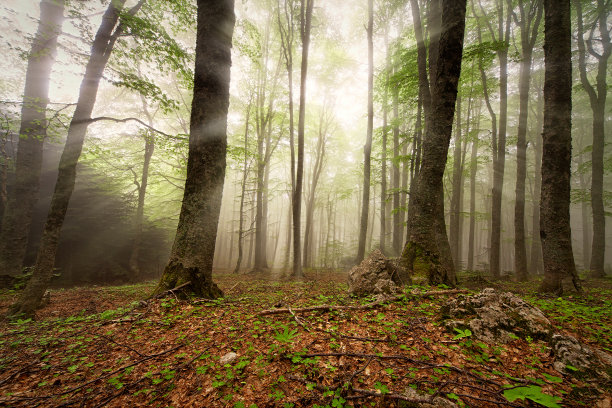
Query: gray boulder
347,250,407,296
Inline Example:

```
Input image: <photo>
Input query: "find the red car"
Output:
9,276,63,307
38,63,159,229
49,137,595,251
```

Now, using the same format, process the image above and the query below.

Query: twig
98,334,145,357
149,281,192,300
256,289,469,316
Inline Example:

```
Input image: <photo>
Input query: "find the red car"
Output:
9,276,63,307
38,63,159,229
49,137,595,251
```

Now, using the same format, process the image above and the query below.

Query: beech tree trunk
449,95,462,267
357,0,374,263
293,0,314,278
539,0,581,294
152,0,235,297
402,0,466,286
511,0,542,281
234,101,252,274
380,30,390,254
467,111,480,271
129,96,156,279
0,0,64,277
529,85,544,274
8,0,138,318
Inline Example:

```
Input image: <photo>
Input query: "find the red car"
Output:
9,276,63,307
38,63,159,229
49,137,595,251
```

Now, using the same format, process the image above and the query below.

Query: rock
442,288,612,379
219,352,238,365
400,388,458,408
442,288,551,343
347,250,407,296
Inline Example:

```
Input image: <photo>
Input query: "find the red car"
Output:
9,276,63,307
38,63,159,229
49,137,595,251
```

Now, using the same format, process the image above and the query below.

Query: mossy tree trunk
539,0,581,295
402,0,466,286
0,0,64,277
153,0,235,298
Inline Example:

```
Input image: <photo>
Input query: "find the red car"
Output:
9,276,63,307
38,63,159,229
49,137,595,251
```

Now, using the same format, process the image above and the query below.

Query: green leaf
503,386,562,408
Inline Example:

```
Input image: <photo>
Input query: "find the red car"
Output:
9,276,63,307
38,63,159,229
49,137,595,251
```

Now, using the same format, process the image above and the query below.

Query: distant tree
357,0,374,263
573,0,611,278
402,0,466,285
539,0,581,294
509,0,543,281
292,0,314,278
0,0,64,277
153,0,235,297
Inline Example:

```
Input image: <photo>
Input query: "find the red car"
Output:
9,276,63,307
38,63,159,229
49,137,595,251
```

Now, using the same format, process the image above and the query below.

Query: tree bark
529,83,544,274
151,0,235,297
357,0,374,263
539,0,581,294
402,0,466,286
0,0,64,277
467,107,480,271
8,0,139,317
449,95,462,267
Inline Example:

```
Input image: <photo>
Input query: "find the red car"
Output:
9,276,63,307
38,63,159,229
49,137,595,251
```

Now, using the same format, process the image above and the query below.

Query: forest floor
0,271,610,408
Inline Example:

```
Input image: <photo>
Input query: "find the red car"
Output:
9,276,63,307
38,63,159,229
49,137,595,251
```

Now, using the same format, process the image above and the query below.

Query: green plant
503,386,562,407
274,326,298,343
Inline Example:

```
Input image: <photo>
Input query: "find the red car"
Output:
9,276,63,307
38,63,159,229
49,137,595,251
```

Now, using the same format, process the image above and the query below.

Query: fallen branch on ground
256,289,469,316
149,281,192,300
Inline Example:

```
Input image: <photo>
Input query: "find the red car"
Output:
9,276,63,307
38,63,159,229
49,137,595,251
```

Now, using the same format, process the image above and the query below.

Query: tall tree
379,29,390,254
0,0,64,277
402,0,466,285
128,95,157,279
573,0,611,278
8,0,144,317
357,0,374,262
509,0,543,281
292,0,314,277
152,0,235,296
475,0,511,279
539,0,581,294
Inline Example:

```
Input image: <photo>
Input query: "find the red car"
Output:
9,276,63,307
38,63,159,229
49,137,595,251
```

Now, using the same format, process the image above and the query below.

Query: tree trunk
380,30,389,254
573,0,610,278
530,85,544,274
539,0,580,294
467,110,480,271
304,109,327,267
129,96,156,279
8,0,140,317
233,101,252,274
391,83,401,256
0,0,64,277
449,95,462,266
402,0,466,286
357,0,374,263
151,0,235,297
511,0,542,281
293,0,314,278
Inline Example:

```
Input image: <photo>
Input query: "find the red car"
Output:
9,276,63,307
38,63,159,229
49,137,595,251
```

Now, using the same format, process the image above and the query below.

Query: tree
357,0,374,263
8,0,144,317
153,0,235,296
0,0,64,277
402,0,466,285
573,0,611,278
510,0,542,281
292,0,314,278
539,0,581,294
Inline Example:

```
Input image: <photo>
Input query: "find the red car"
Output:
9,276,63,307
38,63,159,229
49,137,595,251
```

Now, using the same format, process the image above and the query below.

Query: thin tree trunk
234,101,252,274
380,29,389,254
391,83,401,256
0,0,64,277
511,0,542,281
357,0,374,263
529,84,544,274
8,0,146,316
450,95,462,266
573,0,610,278
539,0,580,294
467,110,480,271
129,96,156,279
293,0,314,277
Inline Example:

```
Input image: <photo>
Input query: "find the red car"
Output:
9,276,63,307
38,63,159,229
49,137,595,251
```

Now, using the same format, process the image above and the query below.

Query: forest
0,0,610,406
